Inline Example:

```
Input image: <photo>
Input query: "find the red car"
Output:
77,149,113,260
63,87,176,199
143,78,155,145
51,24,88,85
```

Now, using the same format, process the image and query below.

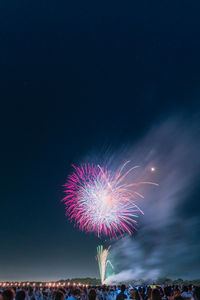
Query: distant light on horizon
151,167,155,172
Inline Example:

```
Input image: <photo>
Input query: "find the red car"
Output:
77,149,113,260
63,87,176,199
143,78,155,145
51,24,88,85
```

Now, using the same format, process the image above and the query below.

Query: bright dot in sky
151,167,155,172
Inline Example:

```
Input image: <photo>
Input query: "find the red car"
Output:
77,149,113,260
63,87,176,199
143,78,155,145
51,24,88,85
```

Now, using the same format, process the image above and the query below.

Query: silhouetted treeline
56,277,200,285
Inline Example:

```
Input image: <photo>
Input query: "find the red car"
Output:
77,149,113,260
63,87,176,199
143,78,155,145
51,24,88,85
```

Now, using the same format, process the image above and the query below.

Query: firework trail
63,161,157,238
96,245,113,284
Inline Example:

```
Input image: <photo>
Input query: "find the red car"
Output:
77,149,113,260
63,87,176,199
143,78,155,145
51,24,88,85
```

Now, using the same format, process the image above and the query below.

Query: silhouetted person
116,285,127,300
2,290,15,300
130,288,140,300
164,287,172,300
194,287,200,300
15,291,25,300
175,296,184,300
55,291,64,300
182,286,193,299
151,289,161,300
68,289,80,300
88,289,97,300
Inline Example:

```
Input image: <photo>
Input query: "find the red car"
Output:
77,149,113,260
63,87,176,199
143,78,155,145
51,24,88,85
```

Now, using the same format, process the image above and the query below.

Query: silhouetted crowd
1,284,200,300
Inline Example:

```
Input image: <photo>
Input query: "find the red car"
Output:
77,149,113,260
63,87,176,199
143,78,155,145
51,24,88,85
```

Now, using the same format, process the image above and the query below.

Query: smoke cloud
105,115,200,283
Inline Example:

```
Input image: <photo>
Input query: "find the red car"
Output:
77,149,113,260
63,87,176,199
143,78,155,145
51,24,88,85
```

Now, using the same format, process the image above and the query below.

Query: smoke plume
105,115,200,283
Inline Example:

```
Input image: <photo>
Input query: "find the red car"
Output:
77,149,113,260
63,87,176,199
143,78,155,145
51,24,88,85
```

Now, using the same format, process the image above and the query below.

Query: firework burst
63,161,157,238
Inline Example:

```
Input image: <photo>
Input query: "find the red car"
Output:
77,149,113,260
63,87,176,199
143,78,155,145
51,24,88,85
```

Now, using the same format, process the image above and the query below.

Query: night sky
1,0,200,281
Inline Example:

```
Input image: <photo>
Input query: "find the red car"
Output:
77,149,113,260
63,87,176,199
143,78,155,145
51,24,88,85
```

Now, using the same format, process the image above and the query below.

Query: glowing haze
63,162,157,238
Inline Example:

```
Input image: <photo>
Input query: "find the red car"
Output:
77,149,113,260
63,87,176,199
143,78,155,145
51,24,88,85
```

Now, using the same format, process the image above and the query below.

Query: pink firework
63,161,157,238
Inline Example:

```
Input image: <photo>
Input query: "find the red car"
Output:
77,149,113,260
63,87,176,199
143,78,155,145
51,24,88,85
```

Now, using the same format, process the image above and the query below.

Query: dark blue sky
0,0,200,281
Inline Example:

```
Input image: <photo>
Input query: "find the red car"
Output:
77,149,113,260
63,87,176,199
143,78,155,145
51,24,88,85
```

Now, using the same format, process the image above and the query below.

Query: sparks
96,245,113,284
